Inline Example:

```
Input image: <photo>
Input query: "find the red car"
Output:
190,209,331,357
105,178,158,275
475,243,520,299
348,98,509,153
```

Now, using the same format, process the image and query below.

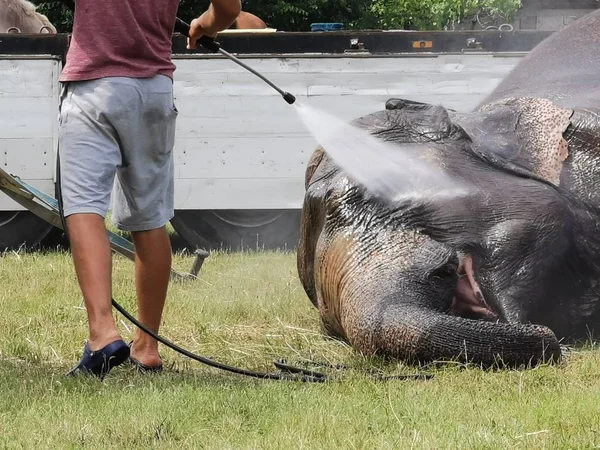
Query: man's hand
187,0,242,50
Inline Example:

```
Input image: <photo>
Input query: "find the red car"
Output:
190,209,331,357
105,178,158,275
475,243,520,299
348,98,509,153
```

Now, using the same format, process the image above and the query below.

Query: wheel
170,209,302,252
0,211,55,252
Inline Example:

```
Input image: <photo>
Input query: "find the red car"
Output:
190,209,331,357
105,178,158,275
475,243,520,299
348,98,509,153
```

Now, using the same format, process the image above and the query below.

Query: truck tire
170,209,301,252
0,211,54,252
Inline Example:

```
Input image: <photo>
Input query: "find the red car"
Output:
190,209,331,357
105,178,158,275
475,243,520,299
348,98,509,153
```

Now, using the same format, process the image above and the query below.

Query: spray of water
292,101,471,203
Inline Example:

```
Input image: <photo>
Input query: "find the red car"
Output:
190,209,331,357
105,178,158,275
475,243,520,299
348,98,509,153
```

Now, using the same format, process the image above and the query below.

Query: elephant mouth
450,254,499,321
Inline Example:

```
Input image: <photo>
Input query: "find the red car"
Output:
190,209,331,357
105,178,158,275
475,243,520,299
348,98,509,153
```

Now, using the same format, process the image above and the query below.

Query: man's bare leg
66,213,122,350
129,226,171,367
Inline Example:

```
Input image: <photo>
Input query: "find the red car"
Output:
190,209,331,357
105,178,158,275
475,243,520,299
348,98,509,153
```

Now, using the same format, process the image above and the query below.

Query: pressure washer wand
174,18,296,105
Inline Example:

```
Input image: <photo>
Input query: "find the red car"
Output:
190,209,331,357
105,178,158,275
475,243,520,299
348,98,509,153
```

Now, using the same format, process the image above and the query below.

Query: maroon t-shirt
59,0,180,82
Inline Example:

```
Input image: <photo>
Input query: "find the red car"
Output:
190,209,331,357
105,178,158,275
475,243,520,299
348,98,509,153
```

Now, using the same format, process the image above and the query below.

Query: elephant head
297,94,600,368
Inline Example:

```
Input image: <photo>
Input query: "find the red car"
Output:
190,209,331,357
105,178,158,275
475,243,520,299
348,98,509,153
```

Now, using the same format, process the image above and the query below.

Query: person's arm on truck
187,0,241,49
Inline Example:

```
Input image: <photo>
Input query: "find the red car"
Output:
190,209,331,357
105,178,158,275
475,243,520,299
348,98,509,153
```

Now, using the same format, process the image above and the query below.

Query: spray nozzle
283,92,296,104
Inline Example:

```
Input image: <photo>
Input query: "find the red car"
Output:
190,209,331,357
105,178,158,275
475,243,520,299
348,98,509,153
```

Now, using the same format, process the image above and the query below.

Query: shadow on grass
0,357,334,389
0,341,454,388
33,227,299,258
37,227,194,255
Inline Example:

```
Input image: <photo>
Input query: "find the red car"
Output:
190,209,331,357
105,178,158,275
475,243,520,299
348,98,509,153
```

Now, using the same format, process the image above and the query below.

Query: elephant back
481,9,600,110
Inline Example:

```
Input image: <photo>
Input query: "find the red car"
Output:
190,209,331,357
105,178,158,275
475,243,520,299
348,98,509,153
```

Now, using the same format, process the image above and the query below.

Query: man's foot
66,339,130,379
128,340,164,373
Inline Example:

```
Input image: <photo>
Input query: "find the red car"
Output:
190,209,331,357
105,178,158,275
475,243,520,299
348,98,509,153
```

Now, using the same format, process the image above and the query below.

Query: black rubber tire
0,211,55,252
170,209,302,252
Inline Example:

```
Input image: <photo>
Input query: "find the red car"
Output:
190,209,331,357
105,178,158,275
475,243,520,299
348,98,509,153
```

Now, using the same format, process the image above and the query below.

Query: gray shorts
57,74,177,232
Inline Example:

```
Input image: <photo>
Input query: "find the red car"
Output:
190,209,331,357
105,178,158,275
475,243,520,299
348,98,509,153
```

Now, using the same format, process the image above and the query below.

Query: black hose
110,296,325,381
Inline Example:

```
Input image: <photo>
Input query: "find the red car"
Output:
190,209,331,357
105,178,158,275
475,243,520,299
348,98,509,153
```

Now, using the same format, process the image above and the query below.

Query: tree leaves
364,0,521,31
31,0,73,32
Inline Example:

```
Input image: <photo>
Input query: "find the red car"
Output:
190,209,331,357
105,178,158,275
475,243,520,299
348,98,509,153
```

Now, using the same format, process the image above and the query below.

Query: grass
1,243,600,449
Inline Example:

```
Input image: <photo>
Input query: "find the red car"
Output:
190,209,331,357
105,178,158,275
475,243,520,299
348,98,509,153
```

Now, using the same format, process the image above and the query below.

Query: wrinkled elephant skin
297,10,600,368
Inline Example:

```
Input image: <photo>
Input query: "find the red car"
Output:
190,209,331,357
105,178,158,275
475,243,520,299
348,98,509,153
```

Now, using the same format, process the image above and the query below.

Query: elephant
0,0,56,34
297,9,600,368
230,11,268,29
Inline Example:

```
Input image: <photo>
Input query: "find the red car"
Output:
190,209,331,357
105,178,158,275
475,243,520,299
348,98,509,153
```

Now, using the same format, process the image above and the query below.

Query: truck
0,6,592,252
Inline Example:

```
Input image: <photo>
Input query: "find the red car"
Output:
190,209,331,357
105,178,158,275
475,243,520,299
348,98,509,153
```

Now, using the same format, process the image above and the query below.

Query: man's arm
187,0,241,50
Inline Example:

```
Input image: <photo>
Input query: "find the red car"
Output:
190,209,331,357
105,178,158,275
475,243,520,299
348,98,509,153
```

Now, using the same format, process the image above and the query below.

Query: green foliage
362,0,522,31
31,0,73,33
32,0,522,33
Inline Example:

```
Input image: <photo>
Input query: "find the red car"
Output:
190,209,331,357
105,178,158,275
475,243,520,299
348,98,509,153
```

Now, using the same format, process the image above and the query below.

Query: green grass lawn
1,245,600,449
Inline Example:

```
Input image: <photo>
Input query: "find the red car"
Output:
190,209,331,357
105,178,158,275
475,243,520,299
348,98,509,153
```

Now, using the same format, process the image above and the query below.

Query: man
59,0,241,378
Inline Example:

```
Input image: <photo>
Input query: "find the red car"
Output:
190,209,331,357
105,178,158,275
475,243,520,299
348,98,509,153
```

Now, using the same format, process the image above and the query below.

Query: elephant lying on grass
297,9,600,368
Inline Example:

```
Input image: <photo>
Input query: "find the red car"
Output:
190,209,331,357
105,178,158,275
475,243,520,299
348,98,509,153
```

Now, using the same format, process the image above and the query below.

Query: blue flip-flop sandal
66,339,130,379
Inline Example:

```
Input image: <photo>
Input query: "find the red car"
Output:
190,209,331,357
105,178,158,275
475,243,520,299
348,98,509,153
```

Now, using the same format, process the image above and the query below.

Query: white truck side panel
0,53,525,211
171,54,523,209
0,57,59,210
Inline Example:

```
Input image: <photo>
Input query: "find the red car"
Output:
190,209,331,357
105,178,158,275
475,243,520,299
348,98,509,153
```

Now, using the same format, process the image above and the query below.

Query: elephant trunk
347,301,562,368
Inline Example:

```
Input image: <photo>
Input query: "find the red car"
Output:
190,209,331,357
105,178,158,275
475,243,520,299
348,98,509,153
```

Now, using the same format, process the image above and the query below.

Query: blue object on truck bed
310,23,344,31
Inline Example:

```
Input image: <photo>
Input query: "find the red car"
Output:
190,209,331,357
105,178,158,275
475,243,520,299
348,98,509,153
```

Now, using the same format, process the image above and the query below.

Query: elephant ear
385,97,444,112
352,99,464,144
453,97,573,186
305,147,326,188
